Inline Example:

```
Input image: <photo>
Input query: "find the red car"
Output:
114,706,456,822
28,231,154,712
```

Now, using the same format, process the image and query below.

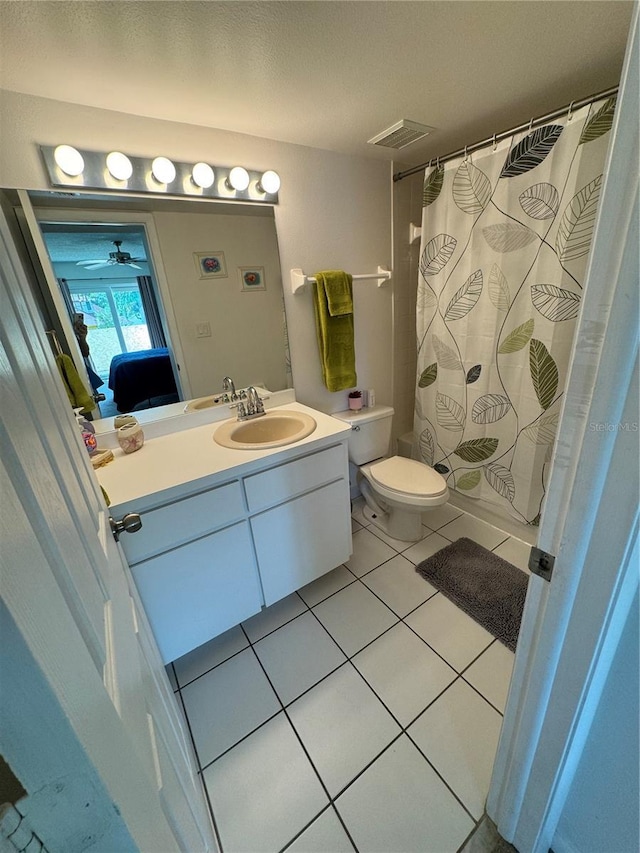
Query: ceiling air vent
368,119,435,150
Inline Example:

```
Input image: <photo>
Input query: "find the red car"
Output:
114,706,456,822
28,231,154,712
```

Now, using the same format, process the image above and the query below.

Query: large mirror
22,191,291,429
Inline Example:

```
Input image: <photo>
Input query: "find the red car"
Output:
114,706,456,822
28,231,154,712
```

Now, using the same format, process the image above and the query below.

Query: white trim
487,9,639,851
26,202,192,400
16,189,93,391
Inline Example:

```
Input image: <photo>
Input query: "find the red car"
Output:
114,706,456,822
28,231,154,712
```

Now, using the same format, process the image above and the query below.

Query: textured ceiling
0,1,633,166
40,225,147,263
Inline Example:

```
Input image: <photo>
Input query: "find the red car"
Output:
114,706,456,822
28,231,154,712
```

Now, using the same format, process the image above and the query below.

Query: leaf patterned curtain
414,97,615,526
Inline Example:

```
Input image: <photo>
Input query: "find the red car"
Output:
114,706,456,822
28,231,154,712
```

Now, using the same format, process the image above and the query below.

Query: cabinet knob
110,512,143,542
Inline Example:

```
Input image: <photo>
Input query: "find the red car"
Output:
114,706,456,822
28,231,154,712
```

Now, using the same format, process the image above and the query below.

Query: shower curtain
414,97,615,525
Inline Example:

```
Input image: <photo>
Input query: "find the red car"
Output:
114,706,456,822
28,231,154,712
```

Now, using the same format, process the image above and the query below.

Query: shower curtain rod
392,85,618,182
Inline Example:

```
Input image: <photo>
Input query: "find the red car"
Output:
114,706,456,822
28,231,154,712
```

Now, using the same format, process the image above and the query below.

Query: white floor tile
403,531,452,565
242,592,307,642
406,594,494,672
352,623,457,726
312,582,398,656
464,642,515,713
422,503,465,531
181,648,280,766
335,735,474,852
254,612,346,705
286,807,355,853
409,679,503,819
298,565,356,608
350,496,371,528
173,625,248,687
438,514,509,551
366,523,416,552
345,527,397,577
493,537,532,574
203,712,328,853
288,663,400,797
361,553,437,617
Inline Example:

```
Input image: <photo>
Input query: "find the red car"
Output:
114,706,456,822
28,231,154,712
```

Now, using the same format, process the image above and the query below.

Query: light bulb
228,166,250,191
258,170,280,194
106,151,133,180
54,145,84,177
152,156,176,184
192,162,214,189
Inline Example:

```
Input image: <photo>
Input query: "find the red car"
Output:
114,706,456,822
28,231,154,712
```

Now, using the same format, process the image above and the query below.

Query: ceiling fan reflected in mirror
76,240,145,270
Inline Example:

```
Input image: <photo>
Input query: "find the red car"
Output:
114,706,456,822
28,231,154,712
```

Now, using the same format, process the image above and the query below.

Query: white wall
552,588,639,853
152,208,286,396
0,90,392,413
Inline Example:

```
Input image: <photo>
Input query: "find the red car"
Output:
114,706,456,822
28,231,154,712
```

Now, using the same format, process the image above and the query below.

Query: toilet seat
361,456,448,508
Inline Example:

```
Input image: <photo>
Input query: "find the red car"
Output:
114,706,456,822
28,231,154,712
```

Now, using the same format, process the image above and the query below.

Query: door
0,208,217,850
487,11,639,852
14,191,189,408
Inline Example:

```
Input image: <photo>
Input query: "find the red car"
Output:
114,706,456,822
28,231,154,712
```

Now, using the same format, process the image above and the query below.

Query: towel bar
291,266,391,294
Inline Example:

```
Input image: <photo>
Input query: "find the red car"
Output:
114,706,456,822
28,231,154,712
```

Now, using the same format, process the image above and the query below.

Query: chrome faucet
222,376,238,401
246,386,265,417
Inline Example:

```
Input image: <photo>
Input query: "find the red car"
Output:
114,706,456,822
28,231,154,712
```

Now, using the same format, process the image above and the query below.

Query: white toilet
332,405,449,542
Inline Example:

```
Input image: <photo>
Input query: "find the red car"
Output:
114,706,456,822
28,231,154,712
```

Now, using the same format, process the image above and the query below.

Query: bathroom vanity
97,400,352,663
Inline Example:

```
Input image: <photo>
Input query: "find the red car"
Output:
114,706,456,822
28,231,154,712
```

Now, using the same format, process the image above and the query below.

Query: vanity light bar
40,145,280,204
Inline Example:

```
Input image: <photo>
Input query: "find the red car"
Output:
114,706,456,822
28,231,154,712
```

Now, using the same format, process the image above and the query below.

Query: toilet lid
369,456,448,496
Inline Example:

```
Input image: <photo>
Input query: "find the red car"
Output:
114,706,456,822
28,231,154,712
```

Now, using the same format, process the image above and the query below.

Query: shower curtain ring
568,100,575,121
528,117,534,132
436,157,441,170
492,134,497,151
464,145,468,162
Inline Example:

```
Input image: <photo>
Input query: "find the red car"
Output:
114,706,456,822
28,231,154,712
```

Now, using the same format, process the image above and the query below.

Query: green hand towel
313,271,357,392
55,353,96,414
319,269,354,316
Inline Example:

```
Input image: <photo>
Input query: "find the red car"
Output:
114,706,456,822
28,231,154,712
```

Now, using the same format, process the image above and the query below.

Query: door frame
487,10,639,851
17,193,192,401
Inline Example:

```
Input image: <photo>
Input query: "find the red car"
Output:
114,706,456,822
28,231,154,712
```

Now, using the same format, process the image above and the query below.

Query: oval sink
214,410,316,449
184,395,220,412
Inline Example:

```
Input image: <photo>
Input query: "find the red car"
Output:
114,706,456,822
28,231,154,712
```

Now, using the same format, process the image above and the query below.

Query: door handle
110,512,142,542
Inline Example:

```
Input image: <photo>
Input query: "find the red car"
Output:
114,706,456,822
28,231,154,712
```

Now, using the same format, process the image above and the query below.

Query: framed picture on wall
194,252,227,279
238,266,266,292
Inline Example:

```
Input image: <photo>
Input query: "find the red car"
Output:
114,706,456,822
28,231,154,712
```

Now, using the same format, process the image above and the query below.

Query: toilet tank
332,405,394,465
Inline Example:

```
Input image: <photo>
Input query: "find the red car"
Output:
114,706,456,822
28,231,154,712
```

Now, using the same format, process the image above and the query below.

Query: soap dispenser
74,408,98,455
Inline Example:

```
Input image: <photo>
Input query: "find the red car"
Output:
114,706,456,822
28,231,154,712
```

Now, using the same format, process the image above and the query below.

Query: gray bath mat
415,537,529,652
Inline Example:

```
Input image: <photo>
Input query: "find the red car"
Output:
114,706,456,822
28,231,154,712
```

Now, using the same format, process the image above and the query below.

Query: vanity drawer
244,444,346,512
121,480,245,565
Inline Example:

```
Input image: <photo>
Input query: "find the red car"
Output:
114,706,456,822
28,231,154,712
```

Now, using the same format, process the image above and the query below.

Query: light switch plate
196,322,211,338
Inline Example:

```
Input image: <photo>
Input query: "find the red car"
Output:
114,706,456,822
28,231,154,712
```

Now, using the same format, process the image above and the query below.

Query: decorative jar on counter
114,414,138,429
117,422,145,454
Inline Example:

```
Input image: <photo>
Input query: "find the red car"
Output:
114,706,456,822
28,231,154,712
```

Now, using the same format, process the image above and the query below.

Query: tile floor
169,499,532,853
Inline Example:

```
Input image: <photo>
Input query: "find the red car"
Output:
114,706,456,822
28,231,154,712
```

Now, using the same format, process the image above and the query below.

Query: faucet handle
236,402,247,419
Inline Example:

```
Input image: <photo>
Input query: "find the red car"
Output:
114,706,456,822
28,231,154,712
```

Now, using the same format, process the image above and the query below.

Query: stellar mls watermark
588,422,638,432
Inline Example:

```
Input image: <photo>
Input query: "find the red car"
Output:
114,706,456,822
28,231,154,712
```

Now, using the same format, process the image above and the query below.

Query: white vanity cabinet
118,439,351,663
120,481,263,664
245,445,351,605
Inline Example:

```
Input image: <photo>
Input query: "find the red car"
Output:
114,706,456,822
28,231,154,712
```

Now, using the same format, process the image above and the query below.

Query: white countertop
97,401,351,511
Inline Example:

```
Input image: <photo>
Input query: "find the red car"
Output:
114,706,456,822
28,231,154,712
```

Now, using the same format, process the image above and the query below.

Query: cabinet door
251,480,352,606
132,521,262,663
